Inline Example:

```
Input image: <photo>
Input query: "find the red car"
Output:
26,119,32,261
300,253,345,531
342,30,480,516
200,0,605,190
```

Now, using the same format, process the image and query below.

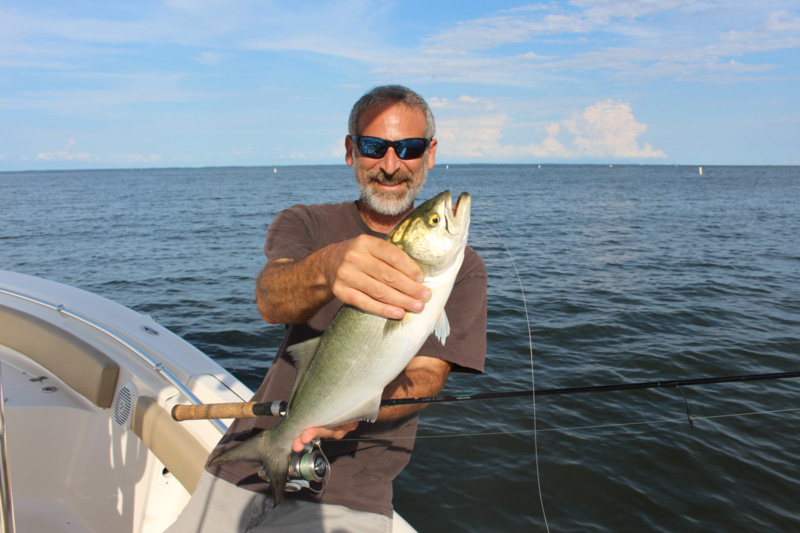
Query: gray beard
357,171,427,216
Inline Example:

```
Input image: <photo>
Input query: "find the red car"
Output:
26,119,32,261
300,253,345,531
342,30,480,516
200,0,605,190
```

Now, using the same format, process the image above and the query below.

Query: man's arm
378,356,452,421
257,234,431,324
292,355,451,452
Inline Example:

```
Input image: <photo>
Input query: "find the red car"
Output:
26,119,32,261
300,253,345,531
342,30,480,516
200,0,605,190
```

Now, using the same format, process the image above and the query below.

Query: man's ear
345,135,355,166
427,138,437,170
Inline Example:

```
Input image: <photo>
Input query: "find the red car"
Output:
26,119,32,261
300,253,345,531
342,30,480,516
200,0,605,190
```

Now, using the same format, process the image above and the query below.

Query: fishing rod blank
172,369,800,421
382,369,800,407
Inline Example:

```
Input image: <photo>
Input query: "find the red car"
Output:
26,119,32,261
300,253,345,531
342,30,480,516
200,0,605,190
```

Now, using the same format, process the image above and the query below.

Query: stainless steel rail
0,286,227,433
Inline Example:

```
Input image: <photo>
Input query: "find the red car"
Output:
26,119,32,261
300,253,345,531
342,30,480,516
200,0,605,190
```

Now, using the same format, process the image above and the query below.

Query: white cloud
36,139,97,162
435,98,665,161
421,1,700,54
560,100,666,158
427,97,450,108
0,1,390,72
5,2,797,92
422,10,594,53
717,10,800,56
34,139,162,165
437,113,509,159
430,95,496,110
570,0,700,20
410,4,800,84
764,10,800,32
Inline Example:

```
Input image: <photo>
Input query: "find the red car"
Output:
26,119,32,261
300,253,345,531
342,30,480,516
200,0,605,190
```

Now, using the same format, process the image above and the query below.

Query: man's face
346,103,437,217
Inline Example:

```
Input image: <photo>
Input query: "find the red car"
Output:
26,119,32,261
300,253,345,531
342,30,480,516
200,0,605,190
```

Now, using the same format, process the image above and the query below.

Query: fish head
388,190,471,275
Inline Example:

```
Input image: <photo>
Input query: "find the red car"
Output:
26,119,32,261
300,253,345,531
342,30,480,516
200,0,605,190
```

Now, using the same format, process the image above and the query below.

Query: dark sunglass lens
396,139,427,160
355,137,428,159
357,137,388,158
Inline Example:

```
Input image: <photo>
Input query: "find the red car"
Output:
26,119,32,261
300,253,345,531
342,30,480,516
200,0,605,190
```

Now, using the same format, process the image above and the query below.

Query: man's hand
292,421,359,453
325,235,431,320
257,234,431,324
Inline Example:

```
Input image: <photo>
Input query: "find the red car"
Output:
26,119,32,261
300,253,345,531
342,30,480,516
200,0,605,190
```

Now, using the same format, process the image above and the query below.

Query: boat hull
0,270,252,532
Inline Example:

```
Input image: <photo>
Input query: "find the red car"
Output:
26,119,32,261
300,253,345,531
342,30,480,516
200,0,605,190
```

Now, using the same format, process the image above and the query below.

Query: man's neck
356,200,414,234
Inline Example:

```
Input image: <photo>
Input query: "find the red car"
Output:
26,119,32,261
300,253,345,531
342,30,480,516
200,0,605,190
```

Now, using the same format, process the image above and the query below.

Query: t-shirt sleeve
264,205,316,261
417,247,487,374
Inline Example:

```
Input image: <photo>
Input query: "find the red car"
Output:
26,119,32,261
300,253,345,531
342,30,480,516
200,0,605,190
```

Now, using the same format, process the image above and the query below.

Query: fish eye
427,213,441,226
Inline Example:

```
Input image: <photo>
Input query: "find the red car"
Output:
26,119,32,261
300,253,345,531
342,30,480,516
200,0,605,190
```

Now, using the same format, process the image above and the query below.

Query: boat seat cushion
131,396,208,494
0,304,120,408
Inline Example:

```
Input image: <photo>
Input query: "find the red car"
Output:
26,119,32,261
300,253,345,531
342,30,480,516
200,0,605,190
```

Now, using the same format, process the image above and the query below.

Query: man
167,85,487,532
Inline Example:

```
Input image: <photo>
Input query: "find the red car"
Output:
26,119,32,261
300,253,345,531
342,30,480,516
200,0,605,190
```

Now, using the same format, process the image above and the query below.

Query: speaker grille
113,382,137,427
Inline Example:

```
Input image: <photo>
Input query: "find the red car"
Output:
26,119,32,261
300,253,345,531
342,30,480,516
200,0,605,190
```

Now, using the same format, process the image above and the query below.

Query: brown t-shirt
206,200,487,517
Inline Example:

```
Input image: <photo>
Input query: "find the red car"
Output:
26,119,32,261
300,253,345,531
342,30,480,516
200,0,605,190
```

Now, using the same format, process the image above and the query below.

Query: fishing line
422,405,800,438
479,220,550,532
344,405,800,441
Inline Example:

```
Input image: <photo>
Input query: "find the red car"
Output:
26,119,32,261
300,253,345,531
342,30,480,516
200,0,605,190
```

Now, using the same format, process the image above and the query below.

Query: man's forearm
256,250,336,325
378,356,452,422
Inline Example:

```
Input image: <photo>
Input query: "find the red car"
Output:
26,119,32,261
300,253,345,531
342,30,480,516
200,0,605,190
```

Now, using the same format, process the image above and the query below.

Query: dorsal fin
285,337,322,399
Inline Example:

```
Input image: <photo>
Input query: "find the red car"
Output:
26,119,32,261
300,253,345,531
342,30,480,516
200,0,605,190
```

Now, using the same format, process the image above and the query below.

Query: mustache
366,170,413,186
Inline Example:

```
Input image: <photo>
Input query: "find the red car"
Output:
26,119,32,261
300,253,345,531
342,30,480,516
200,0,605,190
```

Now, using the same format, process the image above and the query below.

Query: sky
1,0,798,171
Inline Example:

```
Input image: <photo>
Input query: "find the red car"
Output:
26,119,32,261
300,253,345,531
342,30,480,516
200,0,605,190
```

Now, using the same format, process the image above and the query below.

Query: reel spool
258,439,330,493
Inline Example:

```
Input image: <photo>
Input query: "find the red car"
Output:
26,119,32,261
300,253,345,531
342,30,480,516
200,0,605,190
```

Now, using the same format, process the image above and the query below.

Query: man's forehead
357,103,426,135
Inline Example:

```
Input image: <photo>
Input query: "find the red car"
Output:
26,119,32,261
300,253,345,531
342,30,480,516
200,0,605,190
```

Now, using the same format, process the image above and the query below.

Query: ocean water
1,164,799,531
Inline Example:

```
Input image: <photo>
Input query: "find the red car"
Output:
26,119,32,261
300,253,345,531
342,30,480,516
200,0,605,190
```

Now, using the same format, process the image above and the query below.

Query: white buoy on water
699,166,703,175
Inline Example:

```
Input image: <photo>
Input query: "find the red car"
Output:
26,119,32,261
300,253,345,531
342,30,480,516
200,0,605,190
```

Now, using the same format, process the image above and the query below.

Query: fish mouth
444,191,471,234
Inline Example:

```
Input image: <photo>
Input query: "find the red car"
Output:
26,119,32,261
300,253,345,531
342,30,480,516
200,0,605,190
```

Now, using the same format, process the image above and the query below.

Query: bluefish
210,190,472,505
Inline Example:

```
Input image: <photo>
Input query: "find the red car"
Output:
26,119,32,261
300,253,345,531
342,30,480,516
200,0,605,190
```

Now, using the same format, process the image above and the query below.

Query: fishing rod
171,369,800,422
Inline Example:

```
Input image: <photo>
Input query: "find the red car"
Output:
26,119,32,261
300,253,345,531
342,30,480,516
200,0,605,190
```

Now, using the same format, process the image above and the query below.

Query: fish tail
208,428,291,507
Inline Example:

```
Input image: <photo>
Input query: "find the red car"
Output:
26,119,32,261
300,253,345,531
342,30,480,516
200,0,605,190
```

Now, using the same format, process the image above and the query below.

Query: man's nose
379,146,402,175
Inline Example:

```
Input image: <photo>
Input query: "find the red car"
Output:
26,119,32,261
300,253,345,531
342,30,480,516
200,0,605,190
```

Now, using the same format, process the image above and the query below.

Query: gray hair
348,85,435,139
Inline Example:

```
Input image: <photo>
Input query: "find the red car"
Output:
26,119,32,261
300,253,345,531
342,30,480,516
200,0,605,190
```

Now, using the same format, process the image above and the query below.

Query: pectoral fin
434,309,450,345
383,315,408,336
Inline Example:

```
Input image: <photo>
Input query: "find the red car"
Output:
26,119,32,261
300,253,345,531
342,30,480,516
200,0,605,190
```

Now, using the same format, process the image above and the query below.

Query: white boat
0,270,415,532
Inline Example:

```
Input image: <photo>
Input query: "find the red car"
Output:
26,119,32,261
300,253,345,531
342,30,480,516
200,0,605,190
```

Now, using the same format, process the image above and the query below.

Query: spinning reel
258,439,330,493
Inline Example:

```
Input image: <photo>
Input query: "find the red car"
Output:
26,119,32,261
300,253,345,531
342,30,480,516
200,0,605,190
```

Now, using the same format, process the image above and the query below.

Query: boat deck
2,343,191,532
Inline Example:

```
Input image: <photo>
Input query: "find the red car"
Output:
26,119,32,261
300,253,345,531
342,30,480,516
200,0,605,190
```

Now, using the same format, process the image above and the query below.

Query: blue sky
1,0,798,170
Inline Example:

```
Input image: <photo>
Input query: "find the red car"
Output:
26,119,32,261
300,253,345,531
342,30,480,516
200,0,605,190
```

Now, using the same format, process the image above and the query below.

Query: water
2,164,799,531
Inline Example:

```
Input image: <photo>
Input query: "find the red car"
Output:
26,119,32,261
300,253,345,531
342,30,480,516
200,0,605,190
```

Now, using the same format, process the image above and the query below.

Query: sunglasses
351,136,431,160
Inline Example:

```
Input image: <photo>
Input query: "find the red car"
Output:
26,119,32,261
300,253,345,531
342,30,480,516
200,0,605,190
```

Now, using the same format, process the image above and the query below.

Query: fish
209,190,472,505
